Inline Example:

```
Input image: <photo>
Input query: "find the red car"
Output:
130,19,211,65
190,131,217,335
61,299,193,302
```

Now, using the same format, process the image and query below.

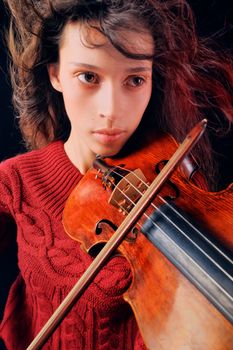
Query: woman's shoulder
0,140,82,217
0,141,65,176
0,139,82,192
0,141,74,196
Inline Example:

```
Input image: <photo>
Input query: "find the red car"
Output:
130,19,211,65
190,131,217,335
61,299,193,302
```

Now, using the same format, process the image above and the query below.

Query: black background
0,1,232,349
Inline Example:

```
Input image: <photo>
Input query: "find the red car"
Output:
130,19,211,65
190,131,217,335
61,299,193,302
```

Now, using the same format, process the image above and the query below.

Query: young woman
0,1,232,349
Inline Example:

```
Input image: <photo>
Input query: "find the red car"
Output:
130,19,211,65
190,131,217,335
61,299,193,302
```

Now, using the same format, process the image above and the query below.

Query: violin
27,120,233,350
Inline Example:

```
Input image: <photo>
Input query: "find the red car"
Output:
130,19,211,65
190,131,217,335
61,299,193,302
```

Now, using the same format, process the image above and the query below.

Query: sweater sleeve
0,162,17,254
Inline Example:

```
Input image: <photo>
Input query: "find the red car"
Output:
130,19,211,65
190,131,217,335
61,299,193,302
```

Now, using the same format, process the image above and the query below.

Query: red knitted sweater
0,141,145,350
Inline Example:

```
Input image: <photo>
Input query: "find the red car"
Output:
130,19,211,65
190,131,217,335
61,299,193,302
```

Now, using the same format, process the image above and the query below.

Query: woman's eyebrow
127,67,152,73
69,62,100,70
69,62,152,73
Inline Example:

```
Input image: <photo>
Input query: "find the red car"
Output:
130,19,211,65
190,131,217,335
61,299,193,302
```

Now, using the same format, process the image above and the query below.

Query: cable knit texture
0,141,146,350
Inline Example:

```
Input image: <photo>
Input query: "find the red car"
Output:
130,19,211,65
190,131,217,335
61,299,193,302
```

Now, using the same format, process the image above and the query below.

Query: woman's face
49,22,154,172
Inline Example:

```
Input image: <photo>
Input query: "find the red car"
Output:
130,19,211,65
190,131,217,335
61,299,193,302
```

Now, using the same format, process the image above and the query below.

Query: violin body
63,132,233,350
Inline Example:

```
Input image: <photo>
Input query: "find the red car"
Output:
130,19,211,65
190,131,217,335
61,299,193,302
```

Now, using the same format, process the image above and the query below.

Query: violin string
111,165,232,265
113,166,230,260
109,175,233,300
109,175,233,283
105,166,233,279
141,210,233,300
158,195,232,264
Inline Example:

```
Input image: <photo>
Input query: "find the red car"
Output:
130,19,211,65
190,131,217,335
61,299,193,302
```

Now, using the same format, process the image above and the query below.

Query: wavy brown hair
4,0,233,189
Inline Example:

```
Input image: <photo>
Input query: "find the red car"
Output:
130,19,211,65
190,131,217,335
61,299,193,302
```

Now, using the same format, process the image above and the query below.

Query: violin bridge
109,169,148,214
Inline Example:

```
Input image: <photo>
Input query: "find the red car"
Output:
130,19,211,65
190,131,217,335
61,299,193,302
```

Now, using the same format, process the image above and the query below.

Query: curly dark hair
4,0,233,189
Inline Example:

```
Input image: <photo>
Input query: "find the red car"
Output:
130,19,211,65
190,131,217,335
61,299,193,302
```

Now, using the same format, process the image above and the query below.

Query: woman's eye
77,72,99,84
126,76,145,87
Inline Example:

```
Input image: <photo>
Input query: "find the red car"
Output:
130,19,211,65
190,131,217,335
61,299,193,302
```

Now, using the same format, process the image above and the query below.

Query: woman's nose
97,83,123,122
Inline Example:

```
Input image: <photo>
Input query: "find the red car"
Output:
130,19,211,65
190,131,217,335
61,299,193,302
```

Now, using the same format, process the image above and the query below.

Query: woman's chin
93,143,124,158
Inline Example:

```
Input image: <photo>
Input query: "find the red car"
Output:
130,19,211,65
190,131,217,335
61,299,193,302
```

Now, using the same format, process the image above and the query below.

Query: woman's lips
92,128,125,143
